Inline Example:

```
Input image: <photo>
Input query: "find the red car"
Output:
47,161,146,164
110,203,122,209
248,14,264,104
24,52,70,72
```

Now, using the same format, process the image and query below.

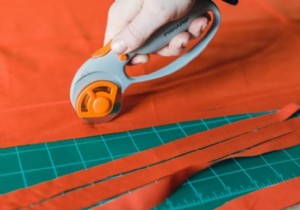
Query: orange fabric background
1,0,299,147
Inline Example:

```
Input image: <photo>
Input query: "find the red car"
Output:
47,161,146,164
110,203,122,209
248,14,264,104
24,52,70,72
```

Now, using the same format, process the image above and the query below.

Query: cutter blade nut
75,81,119,119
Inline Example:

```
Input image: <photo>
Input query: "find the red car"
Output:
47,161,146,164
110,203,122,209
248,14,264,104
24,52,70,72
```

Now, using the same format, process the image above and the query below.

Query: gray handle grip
127,0,220,83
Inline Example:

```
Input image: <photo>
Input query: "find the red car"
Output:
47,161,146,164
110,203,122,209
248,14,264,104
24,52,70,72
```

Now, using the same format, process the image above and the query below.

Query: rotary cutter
70,0,221,123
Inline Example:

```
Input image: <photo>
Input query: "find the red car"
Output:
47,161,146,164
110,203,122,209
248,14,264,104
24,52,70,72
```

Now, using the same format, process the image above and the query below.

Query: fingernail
111,38,127,54
131,55,148,65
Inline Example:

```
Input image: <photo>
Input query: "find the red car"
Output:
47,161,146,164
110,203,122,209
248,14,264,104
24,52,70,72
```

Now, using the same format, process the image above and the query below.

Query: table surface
2,111,300,209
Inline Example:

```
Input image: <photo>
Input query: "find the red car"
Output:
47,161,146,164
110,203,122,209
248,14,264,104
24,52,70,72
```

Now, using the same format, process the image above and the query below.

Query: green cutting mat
1,112,300,209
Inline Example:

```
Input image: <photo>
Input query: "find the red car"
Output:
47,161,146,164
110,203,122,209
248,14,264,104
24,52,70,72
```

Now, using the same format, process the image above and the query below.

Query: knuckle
144,1,170,21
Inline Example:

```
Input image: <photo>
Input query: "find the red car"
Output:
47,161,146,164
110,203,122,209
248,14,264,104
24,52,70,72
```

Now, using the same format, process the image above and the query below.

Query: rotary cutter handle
70,0,221,123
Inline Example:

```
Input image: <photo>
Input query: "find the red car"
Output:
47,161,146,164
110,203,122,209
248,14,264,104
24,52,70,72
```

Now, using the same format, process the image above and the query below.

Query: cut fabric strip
3,104,298,209
25,117,300,209
217,176,300,210
94,130,300,210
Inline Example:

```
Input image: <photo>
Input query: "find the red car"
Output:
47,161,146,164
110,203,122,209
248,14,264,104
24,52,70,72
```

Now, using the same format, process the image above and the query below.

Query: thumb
111,2,174,54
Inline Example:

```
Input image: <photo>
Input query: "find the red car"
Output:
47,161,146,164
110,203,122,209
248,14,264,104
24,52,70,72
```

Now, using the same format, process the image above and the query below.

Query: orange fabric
1,0,300,148
94,171,188,210
95,132,300,210
33,119,300,209
3,105,300,209
34,119,298,210
3,104,298,209
217,177,300,210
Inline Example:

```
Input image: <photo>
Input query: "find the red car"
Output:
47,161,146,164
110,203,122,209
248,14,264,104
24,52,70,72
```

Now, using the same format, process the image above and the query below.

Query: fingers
130,54,150,65
188,15,209,38
132,15,209,64
110,0,196,54
156,15,209,57
105,0,209,65
111,2,170,54
156,32,191,56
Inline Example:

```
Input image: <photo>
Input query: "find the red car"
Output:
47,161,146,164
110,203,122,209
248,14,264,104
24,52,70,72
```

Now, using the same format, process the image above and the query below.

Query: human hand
104,0,210,64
